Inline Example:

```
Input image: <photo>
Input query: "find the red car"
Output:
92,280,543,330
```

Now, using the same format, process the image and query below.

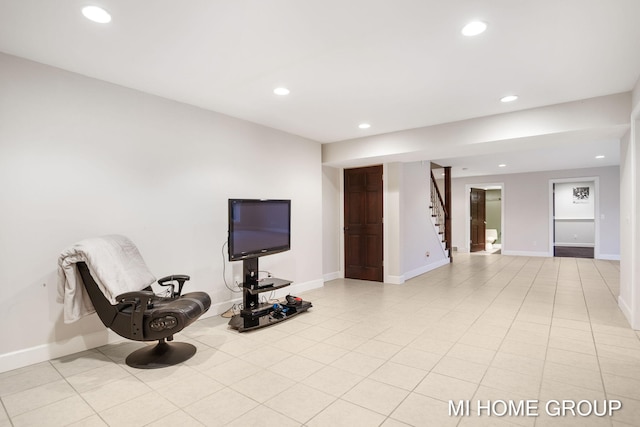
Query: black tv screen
228,199,291,261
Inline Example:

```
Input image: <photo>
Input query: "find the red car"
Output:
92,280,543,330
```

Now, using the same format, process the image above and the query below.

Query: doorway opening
550,178,598,258
466,183,504,254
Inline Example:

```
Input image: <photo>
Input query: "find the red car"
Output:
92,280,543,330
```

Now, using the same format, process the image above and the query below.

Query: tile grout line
339,255,519,426
534,256,563,427
450,255,538,426
577,258,614,427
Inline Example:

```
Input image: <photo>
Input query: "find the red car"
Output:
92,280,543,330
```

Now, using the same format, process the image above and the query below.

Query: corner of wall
323,271,342,282
632,75,640,110
618,295,637,330
403,258,451,282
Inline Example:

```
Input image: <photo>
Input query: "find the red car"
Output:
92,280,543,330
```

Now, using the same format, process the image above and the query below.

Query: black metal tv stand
227,258,312,332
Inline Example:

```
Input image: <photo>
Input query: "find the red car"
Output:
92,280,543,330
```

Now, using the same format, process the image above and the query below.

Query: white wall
451,166,620,258
619,129,634,327
322,166,341,281
0,53,323,372
619,75,640,329
385,163,403,283
401,162,449,280
553,181,595,247
321,161,449,284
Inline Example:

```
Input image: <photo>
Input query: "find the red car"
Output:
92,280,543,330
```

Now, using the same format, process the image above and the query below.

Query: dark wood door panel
345,235,362,266
347,194,364,224
470,188,486,252
344,165,383,282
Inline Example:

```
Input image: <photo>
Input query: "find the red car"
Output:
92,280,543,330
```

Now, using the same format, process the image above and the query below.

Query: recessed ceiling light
500,95,518,103
595,155,605,159
273,87,290,96
358,123,371,129
461,21,487,36
498,164,507,168
82,6,111,23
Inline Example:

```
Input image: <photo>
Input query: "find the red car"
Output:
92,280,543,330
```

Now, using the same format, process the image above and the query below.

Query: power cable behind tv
221,240,242,293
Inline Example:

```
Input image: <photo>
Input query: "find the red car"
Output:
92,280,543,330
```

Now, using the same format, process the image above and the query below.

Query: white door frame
464,182,505,253
548,176,600,258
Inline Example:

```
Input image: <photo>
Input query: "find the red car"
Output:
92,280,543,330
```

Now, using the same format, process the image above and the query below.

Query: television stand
227,258,312,332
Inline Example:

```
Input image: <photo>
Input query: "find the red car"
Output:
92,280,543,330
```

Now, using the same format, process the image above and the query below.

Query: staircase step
430,198,450,259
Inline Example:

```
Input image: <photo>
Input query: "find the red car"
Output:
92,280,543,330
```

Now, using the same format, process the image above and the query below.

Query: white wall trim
339,168,345,279
404,258,451,281
599,253,621,261
324,271,342,282
386,274,405,285
502,250,551,257
464,182,505,253
634,112,640,330
624,97,640,329
210,297,243,316
0,329,124,374
619,294,633,329
271,278,324,298
0,277,324,374
383,163,390,282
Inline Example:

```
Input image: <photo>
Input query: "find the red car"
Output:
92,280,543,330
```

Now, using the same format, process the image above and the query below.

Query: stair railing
430,170,447,243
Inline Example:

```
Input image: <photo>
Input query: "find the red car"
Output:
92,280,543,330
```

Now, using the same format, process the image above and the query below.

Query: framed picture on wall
573,186,589,204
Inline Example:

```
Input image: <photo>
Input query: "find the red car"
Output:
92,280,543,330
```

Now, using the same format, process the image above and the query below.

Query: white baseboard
323,271,342,282
0,277,325,374
386,274,405,285
277,278,324,297
501,250,551,257
597,253,621,261
618,295,637,330
0,329,124,374
404,258,451,281
386,258,451,285
207,296,243,318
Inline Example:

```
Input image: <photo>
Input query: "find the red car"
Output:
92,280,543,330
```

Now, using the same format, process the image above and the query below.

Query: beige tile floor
2,254,640,426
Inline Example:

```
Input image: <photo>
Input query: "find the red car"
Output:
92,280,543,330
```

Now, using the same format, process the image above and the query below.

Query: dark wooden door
470,188,486,252
344,165,383,282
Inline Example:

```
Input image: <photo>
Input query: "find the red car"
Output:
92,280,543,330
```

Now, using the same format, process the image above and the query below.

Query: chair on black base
59,235,211,369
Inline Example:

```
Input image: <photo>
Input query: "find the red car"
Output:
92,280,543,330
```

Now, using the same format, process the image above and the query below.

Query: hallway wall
451,166,620,259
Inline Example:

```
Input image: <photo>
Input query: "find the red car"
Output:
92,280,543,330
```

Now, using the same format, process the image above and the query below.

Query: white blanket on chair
57,235,156,323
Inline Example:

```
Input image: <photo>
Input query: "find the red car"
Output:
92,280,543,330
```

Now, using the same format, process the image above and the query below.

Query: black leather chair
76,261,211,369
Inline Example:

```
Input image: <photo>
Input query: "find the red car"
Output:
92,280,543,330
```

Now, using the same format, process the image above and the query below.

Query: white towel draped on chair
57,235,156,323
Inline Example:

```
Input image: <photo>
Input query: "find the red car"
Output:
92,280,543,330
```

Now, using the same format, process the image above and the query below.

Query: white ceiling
1,0,639,175
433,137,622,178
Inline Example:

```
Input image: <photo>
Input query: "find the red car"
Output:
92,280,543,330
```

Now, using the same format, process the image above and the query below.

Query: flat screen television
228,199,291,261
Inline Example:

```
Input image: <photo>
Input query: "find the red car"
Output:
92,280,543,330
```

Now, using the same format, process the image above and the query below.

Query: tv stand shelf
244,278,292,295
227,258,312,332
228,298,312,332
